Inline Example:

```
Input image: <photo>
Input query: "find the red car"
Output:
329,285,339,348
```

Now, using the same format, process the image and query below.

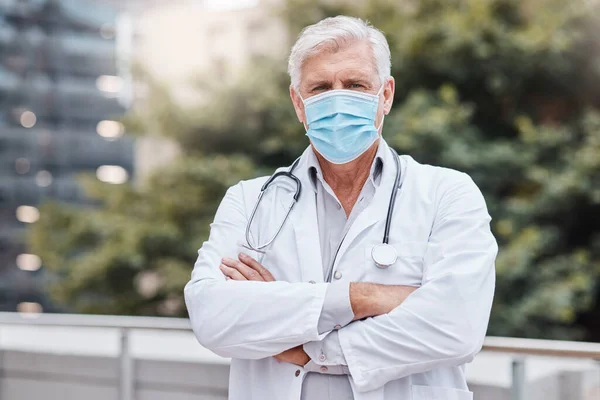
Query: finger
222,257,263,281
238,253,275,282
219,264,246,281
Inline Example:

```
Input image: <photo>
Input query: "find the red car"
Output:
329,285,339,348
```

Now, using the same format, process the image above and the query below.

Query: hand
274,345,310,366
220,256,308,365
350,282,418,320
220,253,275,282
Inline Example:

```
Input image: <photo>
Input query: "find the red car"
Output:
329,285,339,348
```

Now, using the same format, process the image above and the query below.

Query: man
185,16,496,400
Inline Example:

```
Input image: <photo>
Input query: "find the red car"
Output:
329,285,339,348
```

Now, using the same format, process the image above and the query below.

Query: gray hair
288,16,391,90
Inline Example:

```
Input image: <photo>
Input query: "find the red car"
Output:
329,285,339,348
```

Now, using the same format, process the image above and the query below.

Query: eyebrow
341,71,372,80
342,77,373,86
305,80,331,89
304,76,374,90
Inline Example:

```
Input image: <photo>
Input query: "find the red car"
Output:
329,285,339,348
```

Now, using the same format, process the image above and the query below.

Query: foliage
30,156,254,315
29,0,600,339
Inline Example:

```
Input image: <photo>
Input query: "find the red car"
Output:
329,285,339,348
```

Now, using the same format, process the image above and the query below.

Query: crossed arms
184,173,497,392
220,252,418,366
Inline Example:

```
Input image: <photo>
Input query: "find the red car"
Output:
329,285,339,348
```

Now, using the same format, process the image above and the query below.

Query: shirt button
309,280,316,284
334,324,341,330
295,369,301,377
334,271,342,280
320,366,328,372
319,354,326,362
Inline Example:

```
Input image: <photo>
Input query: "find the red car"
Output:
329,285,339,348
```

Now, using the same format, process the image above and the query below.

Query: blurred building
0,0,289,312
135,0,286,102
0,0,134,312
132,0,288,179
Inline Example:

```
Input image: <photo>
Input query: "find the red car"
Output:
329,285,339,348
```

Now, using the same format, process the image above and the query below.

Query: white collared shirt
302,143,387,400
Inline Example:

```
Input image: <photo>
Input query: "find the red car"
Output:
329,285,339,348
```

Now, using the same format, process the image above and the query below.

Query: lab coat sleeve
337,173,497,392
184,182,328,360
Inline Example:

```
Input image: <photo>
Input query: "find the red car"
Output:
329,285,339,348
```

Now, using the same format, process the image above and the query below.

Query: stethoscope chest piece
371,243,397,269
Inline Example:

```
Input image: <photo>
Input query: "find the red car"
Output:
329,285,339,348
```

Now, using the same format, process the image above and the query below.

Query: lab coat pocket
411,385,473,400
363,241,427,286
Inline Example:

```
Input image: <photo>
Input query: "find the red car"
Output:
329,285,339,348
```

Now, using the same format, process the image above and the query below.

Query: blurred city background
0,0,599,399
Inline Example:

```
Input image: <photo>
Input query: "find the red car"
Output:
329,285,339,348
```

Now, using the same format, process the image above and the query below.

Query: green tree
30,0,600,340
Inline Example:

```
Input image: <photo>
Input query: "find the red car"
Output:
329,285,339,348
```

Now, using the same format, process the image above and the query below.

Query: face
290,39,395,131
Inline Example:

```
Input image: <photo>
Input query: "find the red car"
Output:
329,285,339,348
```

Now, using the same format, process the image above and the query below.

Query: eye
348,83,365,89
312,86,328,92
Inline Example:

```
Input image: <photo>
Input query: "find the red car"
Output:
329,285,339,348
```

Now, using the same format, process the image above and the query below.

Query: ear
289,85,306,124
382,77,395,115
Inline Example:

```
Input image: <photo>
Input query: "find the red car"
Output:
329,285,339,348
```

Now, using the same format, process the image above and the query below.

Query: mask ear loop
296,89,309,132
376,82,386,131
377,114,385,131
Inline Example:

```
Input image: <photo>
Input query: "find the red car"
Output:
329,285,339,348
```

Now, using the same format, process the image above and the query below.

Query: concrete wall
0,350,228,400
3,348,600,400
467,352,600,400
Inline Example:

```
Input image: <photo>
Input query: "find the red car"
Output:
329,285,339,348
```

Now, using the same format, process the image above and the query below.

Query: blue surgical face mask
302,86,384,164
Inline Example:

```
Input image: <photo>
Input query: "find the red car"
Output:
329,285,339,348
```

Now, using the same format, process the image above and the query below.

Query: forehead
300,40,378,86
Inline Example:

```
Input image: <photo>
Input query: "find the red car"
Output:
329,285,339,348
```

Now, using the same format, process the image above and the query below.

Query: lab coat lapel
287,148,325,283
333,140,398,271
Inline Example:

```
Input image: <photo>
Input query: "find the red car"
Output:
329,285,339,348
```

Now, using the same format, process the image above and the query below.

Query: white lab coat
185,140,497,400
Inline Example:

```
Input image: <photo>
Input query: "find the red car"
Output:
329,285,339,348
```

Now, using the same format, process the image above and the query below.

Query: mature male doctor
185,16,497,400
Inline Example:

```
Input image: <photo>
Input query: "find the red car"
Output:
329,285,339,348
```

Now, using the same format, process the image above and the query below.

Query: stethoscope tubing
383,148,401,244
245,158,301,251
245,147,401,253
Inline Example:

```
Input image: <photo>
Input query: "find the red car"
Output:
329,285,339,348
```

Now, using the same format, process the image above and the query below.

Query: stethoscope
245,147,402,269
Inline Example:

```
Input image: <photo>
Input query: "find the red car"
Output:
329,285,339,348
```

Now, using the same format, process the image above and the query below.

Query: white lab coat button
320,366,328,372
334,324,341,330
309,280,316,284
334,271,342,280
319,354,326,362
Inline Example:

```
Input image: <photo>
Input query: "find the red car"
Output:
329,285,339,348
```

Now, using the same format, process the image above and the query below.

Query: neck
314,139,380,214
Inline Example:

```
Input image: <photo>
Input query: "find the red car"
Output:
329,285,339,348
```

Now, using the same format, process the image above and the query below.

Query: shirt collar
306,142,386,193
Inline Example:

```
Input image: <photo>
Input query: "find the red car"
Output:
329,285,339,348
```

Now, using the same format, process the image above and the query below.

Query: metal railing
483,336,600,400
0,312,191,400
1,312,600,400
